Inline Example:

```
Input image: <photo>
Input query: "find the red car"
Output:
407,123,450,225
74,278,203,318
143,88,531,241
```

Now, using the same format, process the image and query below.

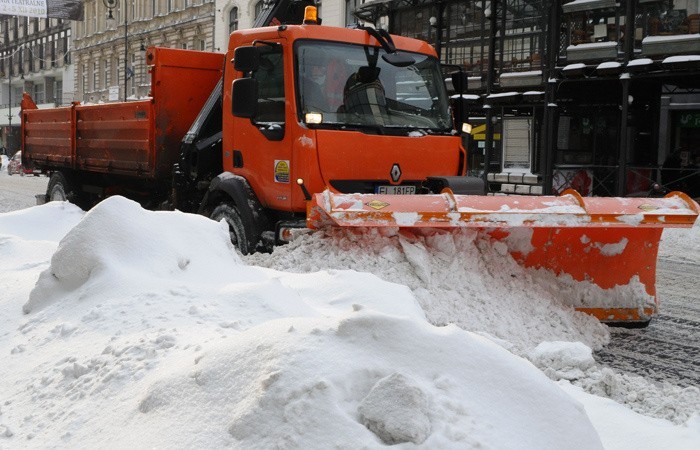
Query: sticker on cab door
274,160,290,183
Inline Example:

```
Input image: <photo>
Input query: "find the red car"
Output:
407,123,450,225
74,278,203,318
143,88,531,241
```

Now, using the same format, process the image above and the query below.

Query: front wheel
210,203,256,255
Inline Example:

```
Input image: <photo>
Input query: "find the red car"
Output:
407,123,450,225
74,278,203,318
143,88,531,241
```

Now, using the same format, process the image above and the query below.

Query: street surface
0,174,697,388
596,259,700,388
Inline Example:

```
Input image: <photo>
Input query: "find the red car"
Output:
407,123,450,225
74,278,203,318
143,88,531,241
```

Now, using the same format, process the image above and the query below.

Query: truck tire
211,203,256,255
46,171,84,208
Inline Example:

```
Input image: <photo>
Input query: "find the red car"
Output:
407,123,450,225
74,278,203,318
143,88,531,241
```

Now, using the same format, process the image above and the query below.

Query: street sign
108,86,120,102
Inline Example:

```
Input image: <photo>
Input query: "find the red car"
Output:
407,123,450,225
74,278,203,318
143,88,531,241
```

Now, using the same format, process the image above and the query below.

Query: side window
252,47,285,123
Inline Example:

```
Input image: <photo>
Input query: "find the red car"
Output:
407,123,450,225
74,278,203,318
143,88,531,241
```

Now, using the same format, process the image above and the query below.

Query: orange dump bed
21,47,224,180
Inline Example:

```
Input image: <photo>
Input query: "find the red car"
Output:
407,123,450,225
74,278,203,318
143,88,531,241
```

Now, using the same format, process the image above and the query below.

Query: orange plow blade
307,189,699,325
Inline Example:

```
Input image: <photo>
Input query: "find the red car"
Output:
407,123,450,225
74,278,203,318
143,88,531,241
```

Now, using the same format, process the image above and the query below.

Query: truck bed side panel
22,47,224,180
75,101,153,175
22,106,74,168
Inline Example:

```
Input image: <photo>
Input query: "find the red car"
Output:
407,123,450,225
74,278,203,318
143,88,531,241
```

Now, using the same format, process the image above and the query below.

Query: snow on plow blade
307,189,699,325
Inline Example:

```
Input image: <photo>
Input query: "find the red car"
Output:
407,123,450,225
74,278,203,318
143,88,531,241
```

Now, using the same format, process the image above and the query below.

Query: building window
105,58,111,88
229,7,239,33
93,61,98,91
254,0,264,20
55,80,63,106
82,63,88,95
345,0,358,26
131,53,137,96
33,84,45,104
91,2,97,33
39,39,45,69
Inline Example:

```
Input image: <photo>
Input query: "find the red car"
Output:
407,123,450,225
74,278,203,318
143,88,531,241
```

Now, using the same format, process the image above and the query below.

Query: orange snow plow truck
21,4,698,327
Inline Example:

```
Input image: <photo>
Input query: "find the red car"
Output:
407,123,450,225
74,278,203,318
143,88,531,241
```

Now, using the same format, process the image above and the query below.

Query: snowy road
0,172,698,388
0,170,48,212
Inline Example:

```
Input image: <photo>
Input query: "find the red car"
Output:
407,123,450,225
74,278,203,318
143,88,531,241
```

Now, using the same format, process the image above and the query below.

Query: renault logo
390,163,402,182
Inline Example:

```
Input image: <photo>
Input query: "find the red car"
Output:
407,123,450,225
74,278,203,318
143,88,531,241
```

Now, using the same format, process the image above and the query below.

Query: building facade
1,1,357,155
0,15,72,154
214,0,357,52
72,0,216,104
357,0,700,198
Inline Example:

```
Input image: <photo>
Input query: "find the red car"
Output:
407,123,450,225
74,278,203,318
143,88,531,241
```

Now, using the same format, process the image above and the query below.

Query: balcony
560,0,700,64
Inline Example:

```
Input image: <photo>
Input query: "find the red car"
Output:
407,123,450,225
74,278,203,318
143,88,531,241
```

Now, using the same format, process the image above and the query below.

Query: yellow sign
470,124,501,140
274,160,290,183
366,200,389,210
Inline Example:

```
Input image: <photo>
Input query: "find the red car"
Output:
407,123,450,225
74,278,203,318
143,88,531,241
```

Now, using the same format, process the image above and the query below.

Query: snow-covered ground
0,168,698,448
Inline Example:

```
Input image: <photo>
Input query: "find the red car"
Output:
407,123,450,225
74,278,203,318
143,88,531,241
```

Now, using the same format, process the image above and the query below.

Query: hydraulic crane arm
253,0,318,28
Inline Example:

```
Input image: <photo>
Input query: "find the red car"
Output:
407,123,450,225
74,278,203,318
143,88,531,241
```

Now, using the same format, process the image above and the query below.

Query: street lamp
2,69,11,154
103,0,129,102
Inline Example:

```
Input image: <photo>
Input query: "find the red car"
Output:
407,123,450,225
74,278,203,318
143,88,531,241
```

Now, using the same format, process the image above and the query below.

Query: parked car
7,152,38,176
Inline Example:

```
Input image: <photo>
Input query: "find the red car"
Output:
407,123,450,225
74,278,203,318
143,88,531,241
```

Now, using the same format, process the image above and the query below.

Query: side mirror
451,72,469,94
234,46,260,72
450,96,475,133
232,78,258,118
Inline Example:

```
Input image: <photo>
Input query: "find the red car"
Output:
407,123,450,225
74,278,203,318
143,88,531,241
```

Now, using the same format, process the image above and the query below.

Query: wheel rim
224,219,240,246
50,185,67,201
212,206,249,253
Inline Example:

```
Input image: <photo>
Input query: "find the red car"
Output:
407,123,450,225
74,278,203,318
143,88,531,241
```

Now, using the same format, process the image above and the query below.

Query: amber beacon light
303,6,318,24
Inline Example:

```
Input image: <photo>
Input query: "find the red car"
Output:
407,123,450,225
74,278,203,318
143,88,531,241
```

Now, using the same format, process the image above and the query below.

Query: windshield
295,40,452,132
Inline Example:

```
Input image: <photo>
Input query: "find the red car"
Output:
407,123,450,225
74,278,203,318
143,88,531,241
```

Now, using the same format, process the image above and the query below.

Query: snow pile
126,312,602,448
247,228,700,425
562,383,700,450
529,341,700,425
24,196,250,314
659,216,700,263
0,200,84,242
246,228,610,356
1,197,608,448
0,196,699,448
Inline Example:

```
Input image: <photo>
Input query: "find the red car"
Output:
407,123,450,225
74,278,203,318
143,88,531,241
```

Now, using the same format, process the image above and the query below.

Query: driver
300,51,330,113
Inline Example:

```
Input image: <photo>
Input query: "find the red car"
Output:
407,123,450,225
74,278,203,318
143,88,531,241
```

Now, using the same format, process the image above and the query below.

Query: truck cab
222,24,468,220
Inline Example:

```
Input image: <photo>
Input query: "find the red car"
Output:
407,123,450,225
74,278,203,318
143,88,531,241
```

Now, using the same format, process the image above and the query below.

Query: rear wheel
210,203,256,255
46,171,86,208
47,172,70,201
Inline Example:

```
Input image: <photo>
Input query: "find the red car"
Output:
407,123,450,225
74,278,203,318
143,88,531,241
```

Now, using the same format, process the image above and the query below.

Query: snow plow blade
307,189,699,325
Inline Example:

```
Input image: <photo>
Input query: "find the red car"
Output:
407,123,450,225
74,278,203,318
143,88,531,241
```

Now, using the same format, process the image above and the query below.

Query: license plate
376,185,416,195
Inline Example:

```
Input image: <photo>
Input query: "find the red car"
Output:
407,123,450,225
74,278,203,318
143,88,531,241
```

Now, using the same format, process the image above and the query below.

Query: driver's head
304,51,327,84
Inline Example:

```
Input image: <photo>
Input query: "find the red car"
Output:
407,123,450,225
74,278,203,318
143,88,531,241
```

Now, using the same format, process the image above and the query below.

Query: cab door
226,39,293,211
